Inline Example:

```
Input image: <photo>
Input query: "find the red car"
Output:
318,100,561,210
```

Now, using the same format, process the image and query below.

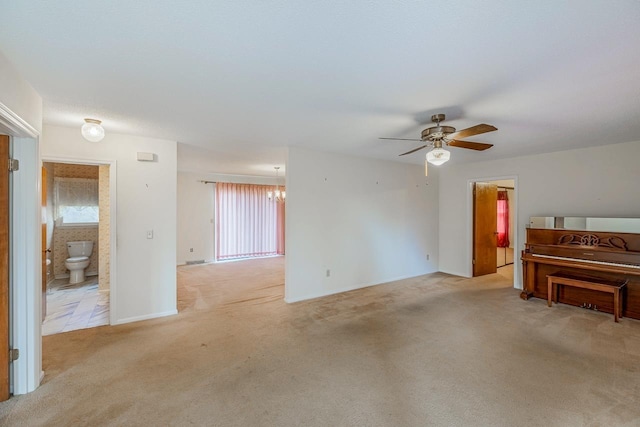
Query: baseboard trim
53,271,98,280
284,271,436,304
177,259,216,266
113,309,178,326
438,268,470,278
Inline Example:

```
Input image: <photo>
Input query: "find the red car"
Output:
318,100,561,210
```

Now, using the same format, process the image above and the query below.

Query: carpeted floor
1,256,639,426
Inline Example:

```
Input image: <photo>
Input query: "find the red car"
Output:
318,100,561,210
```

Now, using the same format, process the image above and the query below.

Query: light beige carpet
1,256,639,426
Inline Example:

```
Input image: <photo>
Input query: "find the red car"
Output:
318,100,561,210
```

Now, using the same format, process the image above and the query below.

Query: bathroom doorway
41,161,111,335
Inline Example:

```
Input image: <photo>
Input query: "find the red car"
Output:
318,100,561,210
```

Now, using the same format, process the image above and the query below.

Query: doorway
214,182,285,262
471,178,517,285
41,161,111,335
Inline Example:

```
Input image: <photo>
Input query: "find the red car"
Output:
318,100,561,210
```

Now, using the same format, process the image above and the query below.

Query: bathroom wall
52,227,99,278
43,162,55,283
98,165,110,290
54,163,98,179
51,163,100,279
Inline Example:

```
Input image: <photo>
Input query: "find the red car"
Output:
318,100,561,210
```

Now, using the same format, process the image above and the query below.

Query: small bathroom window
54,177,99,226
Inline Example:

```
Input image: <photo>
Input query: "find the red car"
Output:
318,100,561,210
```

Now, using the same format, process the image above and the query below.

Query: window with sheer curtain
54,177,99,225
215,182,285,261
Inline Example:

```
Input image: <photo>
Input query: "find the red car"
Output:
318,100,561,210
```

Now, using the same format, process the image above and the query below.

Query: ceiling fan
380,114,497,174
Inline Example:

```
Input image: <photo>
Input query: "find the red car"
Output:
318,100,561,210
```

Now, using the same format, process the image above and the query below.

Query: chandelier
267,166,286,202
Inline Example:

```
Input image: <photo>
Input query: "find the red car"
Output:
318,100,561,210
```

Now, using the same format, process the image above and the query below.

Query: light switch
147,230,154,239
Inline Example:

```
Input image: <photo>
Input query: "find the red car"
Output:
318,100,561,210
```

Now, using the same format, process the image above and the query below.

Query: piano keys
521,227,640,320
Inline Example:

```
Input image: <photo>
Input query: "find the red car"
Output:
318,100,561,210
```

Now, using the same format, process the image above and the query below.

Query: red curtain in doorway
215,182,285,260
497,190,510,248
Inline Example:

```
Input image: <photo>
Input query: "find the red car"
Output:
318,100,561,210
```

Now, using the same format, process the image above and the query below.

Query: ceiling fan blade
379,137,424,142
447,139,493,151
447,124,497,140
399,145,428,156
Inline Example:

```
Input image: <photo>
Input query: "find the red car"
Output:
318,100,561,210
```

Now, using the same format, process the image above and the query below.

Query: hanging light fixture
267,166,286,202
426,147,450,165
81,118,105,142
426,140,450,166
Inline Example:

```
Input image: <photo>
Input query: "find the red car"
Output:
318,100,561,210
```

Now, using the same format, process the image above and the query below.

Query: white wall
177,172,280,265
0,51,42,134
439,140,640,286
11,138,42,394
177,173,215,265
564,216,587,230
586,217,640,233
41,125,178,324
285,147,439,302
0,51,43,394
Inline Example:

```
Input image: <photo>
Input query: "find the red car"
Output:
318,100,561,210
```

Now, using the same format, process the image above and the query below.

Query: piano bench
547,271,628,322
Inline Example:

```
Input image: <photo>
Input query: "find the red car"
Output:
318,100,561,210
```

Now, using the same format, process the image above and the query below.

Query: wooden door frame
467,176,520,289
0,101,41,395
0,136,10,401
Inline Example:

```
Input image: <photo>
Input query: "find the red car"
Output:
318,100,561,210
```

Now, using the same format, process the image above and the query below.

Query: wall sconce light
81,118,105,142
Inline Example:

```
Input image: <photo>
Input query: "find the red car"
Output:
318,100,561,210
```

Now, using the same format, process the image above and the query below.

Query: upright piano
521,225,640,320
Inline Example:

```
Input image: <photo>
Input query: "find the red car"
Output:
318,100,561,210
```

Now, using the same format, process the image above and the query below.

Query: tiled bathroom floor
42,277,109,336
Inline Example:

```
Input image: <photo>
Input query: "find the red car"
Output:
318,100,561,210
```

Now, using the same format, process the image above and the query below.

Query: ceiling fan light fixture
381,113,497,162
81,118,105,142
426,147,450,165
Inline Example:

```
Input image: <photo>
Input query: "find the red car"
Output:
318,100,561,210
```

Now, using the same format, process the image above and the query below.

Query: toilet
65,241,94,284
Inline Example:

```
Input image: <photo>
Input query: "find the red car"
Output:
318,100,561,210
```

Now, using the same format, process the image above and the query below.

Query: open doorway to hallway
41,161,111,335
471,178,516,285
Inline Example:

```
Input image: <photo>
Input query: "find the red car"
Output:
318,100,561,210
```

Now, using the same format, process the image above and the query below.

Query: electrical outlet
190,248,194,252
147,230,153,239
326,269,330,277
426,254,430,261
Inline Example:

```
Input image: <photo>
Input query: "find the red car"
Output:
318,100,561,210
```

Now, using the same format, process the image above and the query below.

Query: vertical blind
215,182,285,260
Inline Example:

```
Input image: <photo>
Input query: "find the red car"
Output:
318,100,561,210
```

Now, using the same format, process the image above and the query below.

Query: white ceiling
1,1,640,175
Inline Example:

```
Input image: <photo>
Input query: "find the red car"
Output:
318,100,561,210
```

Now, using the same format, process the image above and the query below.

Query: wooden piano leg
547,277,553,307
520,291,532,300
619,289,624,321
614,289,620,323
